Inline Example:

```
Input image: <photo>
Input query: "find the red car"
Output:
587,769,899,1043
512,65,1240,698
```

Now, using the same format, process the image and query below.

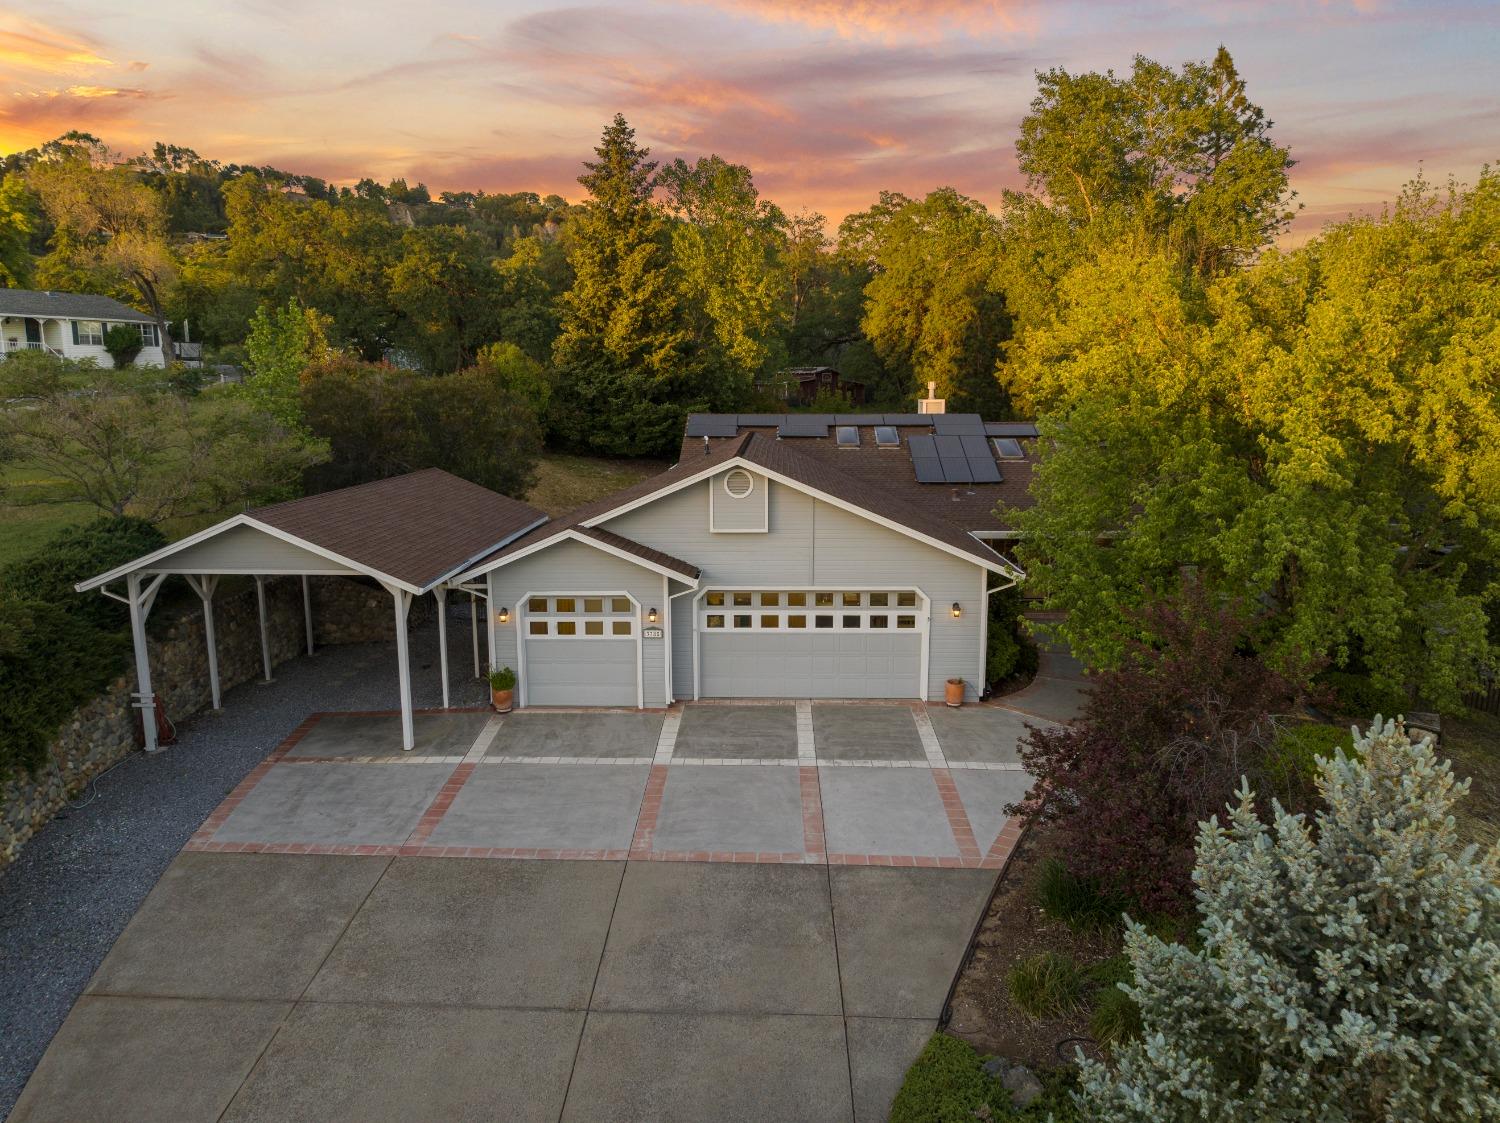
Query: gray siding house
458,413,1033,707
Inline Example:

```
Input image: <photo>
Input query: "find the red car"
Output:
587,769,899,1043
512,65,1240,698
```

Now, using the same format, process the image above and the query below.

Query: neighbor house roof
0,289,155,323
77,468,548,595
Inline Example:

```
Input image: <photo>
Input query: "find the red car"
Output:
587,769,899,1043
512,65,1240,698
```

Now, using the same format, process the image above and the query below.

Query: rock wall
0,575,422,868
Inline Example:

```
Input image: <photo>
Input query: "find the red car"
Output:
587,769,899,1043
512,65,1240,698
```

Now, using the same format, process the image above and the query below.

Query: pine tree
552,115,728,456
1078,717,1500,1121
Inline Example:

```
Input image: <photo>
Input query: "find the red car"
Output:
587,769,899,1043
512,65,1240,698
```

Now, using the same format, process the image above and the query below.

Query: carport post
253,575,274,683
301,575,315,655
383,583,416,750
434,584,450,710
185,574,222,710
126,571,158,753
470,592,480,678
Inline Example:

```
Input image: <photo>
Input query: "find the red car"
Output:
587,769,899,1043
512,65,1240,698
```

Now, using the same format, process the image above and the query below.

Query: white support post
385,583,415,750
435,584,450,710
470,591,480,678
254,575,273,683
186,575,222,710
302,575,315,656
126,571,158,753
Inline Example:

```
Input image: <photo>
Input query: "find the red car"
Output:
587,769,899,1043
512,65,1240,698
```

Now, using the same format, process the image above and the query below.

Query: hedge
0,517,165,781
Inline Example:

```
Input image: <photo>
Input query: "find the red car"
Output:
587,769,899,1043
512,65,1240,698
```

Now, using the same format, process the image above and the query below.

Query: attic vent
723,468,755,499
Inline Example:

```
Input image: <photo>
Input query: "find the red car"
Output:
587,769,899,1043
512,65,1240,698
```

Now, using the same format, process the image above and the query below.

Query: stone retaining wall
0,575,428,868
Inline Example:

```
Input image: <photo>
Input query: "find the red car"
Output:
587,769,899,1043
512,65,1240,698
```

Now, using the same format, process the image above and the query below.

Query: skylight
874,426,899,447
835,426,859,447
992,437,1025,460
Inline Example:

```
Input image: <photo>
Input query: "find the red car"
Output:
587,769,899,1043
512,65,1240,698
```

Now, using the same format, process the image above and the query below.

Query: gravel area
0,610,487,1117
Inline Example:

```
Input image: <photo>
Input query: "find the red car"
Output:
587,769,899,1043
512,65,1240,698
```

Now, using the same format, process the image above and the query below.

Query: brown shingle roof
249,468,547,591
580,527,700,579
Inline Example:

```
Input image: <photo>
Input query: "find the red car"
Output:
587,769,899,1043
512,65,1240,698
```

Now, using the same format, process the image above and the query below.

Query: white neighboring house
0,288,167,368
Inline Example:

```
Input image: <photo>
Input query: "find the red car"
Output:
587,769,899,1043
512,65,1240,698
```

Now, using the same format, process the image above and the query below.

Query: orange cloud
695,0,1036,40
0,17,112,74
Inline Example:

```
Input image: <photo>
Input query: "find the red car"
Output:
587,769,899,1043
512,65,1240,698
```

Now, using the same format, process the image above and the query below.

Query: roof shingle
0,289,155,323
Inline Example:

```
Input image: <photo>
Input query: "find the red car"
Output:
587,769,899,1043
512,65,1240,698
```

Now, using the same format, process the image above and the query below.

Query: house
756,366,866,406
0,289,167,368
77,412,1038,749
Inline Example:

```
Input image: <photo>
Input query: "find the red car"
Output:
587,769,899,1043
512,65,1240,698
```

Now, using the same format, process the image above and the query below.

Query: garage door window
700,591,923,632
526,594,636,638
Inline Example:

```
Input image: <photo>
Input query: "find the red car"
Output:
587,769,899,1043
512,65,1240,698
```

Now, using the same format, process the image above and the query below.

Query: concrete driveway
12,687,1072,1122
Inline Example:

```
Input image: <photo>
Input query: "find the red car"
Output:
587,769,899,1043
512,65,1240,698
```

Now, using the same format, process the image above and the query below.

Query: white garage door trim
517,589,643,708
691,586,930,701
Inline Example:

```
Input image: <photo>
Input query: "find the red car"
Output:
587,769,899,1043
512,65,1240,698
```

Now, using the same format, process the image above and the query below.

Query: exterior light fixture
951,602,962,618
647,607,659,624
497,606,510,624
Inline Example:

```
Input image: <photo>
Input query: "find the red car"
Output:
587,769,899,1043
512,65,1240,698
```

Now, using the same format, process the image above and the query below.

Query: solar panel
835,414,878,425
912,457,944,483
835,425,860,447
907,434,936,459
932,413,986,435
984,421,1040,437
934,435,966,457
874,426,899,447
736,414,785,427
685,414,739,438
939,457,973,483
992,437,1025,459
968,457,1003,483
881,414,932,426
959,435,992,458
778,415,830,438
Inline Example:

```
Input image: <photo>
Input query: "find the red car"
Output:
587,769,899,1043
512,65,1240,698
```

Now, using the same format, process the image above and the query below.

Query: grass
1033,858,1125,933
525,451,669,516
1089,985,1143,1047
889,1033,1081,1123
1007,951,1085,1021
1444,708,1500,849
0,464,98,567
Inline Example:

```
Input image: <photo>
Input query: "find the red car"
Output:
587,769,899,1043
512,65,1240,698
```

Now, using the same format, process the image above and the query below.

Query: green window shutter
71,321,79,345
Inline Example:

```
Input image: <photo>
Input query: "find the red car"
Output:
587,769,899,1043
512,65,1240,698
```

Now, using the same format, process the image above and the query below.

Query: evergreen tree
551,115,730,457
1079,717,1500,1121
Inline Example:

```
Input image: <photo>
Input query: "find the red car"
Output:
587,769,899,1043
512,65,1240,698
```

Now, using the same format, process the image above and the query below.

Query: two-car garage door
697,589,925,699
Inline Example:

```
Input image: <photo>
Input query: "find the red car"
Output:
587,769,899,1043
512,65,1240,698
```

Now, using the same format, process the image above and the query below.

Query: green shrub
103,323,144,368
1267,721,1352,789
1034,858,1125,932
1318,670,1410,720
1008,951,1084,1020
0,517,163,780
488,666,516,691
986,586,1039,686
890,1033,1081,1122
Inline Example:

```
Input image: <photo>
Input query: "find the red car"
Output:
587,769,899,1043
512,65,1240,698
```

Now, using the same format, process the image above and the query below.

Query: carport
74,469,548,752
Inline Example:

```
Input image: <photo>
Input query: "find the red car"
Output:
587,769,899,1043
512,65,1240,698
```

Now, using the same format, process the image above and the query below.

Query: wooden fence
1463,680,1500,717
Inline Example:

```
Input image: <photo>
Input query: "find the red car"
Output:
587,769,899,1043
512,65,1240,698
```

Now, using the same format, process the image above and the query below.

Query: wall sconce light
951,602,962,618
497,606,510,624
647,607,659,624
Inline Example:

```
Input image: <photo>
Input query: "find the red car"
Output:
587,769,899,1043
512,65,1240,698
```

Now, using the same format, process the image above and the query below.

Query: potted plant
944,678,966,707
488,666,516,713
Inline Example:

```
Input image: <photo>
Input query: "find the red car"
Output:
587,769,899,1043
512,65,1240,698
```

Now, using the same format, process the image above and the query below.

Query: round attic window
722,468,755,499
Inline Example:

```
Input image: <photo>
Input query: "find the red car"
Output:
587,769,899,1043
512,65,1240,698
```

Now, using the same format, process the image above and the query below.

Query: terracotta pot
491,687,514,713
944,678,965,708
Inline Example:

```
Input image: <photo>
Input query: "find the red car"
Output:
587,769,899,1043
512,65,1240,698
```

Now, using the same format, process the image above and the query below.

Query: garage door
522,595,638,707
697,589,924,699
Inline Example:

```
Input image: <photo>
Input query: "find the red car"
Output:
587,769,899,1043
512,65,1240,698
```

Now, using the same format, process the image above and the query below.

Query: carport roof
76,468,549,594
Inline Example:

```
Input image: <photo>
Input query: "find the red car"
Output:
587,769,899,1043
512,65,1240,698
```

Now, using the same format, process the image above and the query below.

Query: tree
387,224,504,370
551,115,731,456
1009,171,1499,707
240,298,334,431
0,172,36,286
852,188,1010,415
660,154,788,380
28,155,178,360
1079,717,1500,1121
300,356,541,496
0,352,324,522
1014,47,1296,276
102,323,143,368
1012,589,1308,914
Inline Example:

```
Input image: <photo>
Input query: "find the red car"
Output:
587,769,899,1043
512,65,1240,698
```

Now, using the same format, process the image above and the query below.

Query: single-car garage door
522,594,639,707
697,589,925,699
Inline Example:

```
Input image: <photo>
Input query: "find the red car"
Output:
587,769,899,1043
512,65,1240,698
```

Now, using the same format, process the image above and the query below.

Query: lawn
0,465,98,567
525,451,669,515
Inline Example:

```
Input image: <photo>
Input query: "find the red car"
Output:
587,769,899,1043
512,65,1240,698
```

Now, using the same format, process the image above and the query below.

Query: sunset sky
2,1,1496,237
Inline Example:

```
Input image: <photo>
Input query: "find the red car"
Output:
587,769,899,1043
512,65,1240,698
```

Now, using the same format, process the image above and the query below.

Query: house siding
150,523,361,575
601,477,986,700
485,538,669,707
0,315,166,369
